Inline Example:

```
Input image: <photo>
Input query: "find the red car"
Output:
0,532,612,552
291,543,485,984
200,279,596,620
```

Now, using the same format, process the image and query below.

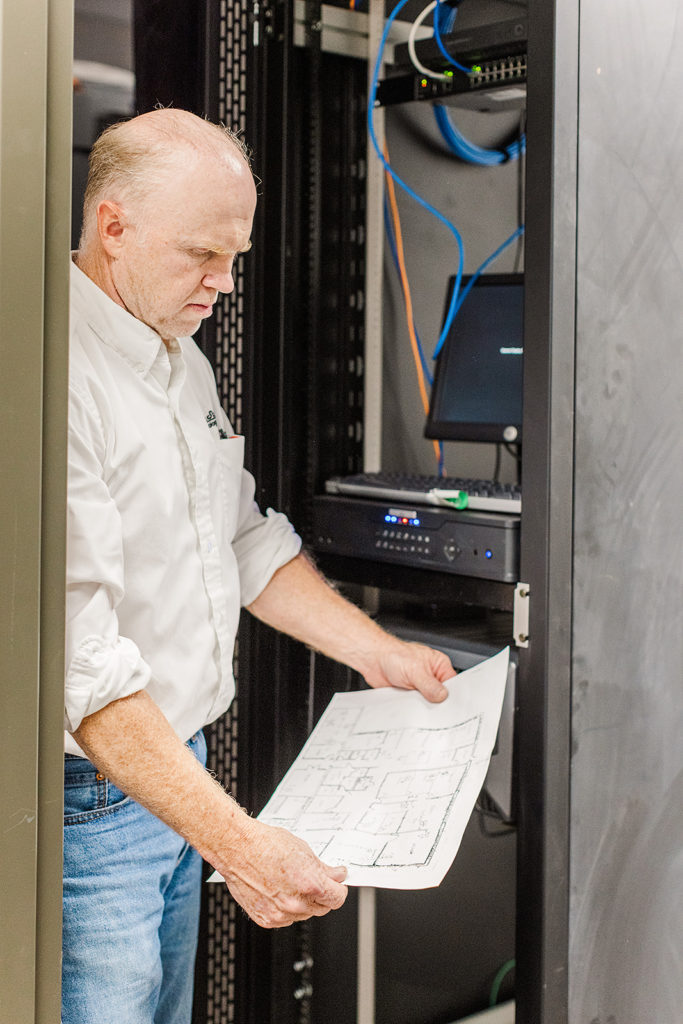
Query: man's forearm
246,552,452,701
72,689,251,873
72,688,348,928
246,552,398,679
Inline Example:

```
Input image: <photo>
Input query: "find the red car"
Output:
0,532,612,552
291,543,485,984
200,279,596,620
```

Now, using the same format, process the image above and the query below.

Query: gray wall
570,0,683,1021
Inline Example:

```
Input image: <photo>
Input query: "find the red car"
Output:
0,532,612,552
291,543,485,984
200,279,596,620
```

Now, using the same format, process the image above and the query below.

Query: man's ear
96,200,128,257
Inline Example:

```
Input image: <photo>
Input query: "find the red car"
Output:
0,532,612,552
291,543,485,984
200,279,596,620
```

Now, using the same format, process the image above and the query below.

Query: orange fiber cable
383,143,442,467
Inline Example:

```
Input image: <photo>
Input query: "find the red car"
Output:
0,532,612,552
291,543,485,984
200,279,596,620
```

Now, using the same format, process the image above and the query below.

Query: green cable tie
444,490,469,510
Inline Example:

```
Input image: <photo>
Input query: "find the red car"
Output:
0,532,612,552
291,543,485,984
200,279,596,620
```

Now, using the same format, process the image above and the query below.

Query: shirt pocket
215,434,245,542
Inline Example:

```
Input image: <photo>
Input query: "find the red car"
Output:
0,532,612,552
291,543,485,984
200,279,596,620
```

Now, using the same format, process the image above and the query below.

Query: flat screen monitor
425,273,524,444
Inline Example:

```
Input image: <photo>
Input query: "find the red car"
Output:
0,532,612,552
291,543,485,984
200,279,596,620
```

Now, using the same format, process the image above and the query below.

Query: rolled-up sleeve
233,499,302,607
65,384,151,732
230,469,302,606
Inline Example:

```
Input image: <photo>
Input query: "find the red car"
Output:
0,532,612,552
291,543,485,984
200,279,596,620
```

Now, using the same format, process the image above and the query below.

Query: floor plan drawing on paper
255,647,510,889
262,712,479,871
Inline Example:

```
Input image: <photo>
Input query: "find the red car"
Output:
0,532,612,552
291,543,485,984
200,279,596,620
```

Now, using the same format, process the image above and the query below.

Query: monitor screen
425,273,524,444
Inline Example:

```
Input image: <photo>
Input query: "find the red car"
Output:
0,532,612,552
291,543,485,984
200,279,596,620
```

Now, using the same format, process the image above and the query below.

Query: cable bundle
369,0,525,472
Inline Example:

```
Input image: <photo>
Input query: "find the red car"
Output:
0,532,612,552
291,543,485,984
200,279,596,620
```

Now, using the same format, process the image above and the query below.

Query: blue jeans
62,731,206,1024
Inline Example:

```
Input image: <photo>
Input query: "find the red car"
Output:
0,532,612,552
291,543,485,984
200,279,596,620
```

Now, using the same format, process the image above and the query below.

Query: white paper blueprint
242,647,510,890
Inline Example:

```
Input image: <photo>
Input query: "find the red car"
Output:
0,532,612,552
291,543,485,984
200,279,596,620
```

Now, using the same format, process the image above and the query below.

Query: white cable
408,1,450,80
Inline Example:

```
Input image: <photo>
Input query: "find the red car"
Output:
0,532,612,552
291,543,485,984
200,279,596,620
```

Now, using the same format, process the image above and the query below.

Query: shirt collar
70,256,168,376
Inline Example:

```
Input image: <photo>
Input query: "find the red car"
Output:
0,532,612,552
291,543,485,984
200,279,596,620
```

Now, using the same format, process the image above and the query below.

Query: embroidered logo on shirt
206,410,229,439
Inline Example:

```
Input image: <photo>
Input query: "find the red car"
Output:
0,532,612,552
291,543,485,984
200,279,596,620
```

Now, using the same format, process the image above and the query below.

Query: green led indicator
472,64,482,74
421,78,427,87
444,70,454,78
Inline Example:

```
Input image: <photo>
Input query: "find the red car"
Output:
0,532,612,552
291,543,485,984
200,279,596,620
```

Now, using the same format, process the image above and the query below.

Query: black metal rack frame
134,1,575,1021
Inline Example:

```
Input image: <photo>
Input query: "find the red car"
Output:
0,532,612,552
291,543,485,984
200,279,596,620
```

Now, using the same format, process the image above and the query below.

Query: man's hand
247,553,455,704
361,637,454,703
221,819,348,928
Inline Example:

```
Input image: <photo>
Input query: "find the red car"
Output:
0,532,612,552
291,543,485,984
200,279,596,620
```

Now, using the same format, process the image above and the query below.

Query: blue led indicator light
485,549,493,559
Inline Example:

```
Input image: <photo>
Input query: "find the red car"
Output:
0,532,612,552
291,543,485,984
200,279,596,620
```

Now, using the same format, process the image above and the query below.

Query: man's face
108,156,256,342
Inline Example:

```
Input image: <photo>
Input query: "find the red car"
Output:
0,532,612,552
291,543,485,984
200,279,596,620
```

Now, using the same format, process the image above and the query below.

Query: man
64,108,454,1024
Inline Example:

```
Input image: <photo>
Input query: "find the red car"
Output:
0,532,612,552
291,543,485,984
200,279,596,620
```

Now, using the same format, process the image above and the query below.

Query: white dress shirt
65,260,301,755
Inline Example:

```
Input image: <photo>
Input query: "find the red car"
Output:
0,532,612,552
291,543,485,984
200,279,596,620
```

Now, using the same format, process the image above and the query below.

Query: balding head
75,108,257,343
79,109,252,250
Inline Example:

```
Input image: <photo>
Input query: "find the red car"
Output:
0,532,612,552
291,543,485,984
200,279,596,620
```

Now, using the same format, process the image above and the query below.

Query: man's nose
202,259,234,294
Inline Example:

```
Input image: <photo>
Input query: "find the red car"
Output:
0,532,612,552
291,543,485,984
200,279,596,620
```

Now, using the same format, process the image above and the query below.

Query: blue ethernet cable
435,0,459,35
431,0,525,166
433,0,471,73
432,224,525,359
434,104,526,165
370,3,525,365
368,0,466,354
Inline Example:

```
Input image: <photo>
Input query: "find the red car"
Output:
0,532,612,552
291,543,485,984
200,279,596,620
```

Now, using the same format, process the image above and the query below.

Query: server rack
96,0,556,1020
131,3,535,1022
190,5,523,1022
123,2,683,1023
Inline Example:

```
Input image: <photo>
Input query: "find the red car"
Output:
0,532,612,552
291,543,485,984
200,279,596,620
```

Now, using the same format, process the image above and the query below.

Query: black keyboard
325,471,521,514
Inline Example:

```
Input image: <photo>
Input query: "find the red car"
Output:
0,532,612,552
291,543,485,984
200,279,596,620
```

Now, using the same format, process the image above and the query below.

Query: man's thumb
323,862,348,882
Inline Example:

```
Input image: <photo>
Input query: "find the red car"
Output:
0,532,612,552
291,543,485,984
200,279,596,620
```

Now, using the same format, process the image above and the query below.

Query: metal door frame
516,0,579,1020
0,0,73,1021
